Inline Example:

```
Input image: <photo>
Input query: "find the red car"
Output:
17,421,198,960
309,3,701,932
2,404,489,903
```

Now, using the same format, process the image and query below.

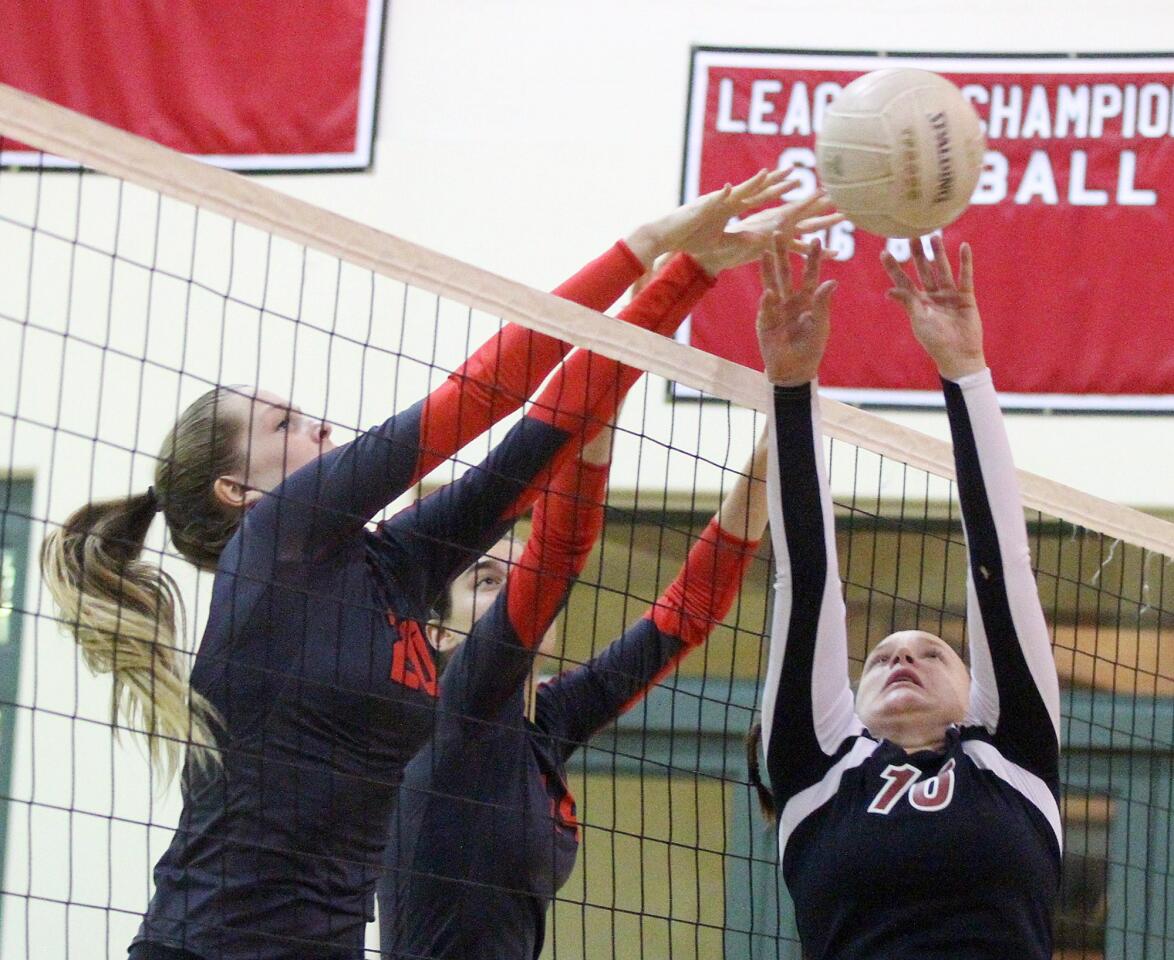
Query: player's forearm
715,432,769,544
943,368,1060,739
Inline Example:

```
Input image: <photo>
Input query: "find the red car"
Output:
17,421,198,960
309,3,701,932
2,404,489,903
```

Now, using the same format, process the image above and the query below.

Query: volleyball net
0,83,1171,960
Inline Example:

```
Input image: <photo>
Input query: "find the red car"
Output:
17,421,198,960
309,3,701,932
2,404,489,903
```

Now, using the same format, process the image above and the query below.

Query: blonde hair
41,387,245,782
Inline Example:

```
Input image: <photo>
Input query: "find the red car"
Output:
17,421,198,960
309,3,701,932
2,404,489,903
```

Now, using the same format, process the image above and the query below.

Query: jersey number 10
867,759,956,815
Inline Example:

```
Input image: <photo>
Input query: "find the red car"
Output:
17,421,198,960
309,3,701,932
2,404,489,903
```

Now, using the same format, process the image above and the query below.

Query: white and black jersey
761,371,1061,960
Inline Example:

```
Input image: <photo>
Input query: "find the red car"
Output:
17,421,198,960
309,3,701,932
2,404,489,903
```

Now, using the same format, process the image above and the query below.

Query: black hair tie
146,485,164,514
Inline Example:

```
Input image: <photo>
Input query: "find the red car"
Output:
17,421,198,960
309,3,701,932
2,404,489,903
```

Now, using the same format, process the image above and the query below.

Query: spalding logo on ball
815,68,986,238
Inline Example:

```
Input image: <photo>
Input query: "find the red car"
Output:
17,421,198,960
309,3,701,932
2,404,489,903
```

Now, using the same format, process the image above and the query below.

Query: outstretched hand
880,236,986,381
626,169,842,278
756,234,836,387
693,189,841,277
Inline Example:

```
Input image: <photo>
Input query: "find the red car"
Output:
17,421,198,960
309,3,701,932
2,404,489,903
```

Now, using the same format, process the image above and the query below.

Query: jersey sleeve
437,459,609,726
538,517,759,757
379,253,715,605
761,383,862,804
945,369,1060,790
411,240,645,481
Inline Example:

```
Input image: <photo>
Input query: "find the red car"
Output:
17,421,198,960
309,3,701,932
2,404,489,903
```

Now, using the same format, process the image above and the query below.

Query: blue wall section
0,479,34,935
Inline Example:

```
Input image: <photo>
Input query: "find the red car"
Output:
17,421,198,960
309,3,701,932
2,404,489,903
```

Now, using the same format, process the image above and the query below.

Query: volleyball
815,68,986,238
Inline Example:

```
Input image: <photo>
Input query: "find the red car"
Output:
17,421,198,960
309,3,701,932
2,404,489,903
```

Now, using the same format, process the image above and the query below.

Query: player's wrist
936,354,987,381
623,226,662,269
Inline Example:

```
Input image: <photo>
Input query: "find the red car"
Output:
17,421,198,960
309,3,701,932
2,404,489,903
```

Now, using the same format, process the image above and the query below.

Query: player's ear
214,475,255,509
426,622,459,654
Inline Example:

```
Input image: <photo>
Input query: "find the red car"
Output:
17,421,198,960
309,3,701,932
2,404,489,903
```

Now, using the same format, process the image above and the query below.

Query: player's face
855,631,970,746
430,534,560,656
216,389,335,507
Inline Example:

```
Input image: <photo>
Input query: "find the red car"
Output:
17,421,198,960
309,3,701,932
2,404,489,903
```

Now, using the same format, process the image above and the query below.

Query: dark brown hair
746,719,777,822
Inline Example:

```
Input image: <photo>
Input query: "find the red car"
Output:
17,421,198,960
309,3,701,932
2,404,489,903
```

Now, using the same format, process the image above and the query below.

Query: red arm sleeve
412,240,645,480
532,516,760,754
505,460,610,649
525,253,714,436
496,253,714,521
646,517,760,649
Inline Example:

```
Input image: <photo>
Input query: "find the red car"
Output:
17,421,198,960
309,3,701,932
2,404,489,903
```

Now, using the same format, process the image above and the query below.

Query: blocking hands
627,168,842,278
755,234,837,387
881,236,987,381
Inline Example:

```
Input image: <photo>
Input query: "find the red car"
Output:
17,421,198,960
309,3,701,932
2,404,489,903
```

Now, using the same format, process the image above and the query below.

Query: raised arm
409,170,800,478
538,433,769,756
378,251,714,605
882,238,1059,787
757,237,862,805
438,422,613,725
382,188,839,605
236,172,828,572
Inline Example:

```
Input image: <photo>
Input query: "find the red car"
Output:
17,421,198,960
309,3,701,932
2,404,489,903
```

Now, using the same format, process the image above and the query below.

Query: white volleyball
815,68,986,238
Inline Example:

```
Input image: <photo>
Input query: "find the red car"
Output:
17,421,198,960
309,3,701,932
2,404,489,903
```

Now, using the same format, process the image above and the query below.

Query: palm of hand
757,239,834,386
882,238,985,380
759,303,826,383
910,286,980,357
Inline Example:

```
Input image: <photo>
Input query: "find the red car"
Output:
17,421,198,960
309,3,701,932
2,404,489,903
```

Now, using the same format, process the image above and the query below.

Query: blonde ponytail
41,490,221,782
40,386,247,783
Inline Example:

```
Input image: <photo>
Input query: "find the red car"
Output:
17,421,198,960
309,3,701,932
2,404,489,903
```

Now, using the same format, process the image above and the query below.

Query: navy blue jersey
128,242,688,960
380,501,759,960
761,372,1061,960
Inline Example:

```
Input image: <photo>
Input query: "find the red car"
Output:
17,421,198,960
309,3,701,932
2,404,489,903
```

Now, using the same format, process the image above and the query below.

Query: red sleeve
412,240,645,480
525,254,714,436
496,253,714,520
551,239,645,307
532,514,760,749
505,460,610,648
646,517,760,648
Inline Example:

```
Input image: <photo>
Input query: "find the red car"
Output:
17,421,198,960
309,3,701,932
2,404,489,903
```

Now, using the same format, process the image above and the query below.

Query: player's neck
890,733,948,754
876,718,950,755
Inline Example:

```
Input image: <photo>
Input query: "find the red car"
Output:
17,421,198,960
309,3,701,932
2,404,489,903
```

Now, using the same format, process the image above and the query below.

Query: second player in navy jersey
379,421,771,960
750,235,1061,960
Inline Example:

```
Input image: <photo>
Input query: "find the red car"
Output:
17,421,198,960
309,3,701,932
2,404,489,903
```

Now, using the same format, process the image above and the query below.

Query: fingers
909,238,938,290
759,235,789,300
812,278,838,315
724,168,772,206
879,249,916,295
958,242,973,292
740,177,797,210
783,191,834,219
726,193,803,232
758,250,777,297
774,232,793,292
756,286,781,330
793,212,845,234
885,287,918,313
930,234,955,288
801,238,823,294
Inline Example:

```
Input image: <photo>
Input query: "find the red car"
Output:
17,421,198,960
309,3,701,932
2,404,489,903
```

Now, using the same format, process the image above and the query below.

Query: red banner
681,51,1174,409
0,0,384,171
